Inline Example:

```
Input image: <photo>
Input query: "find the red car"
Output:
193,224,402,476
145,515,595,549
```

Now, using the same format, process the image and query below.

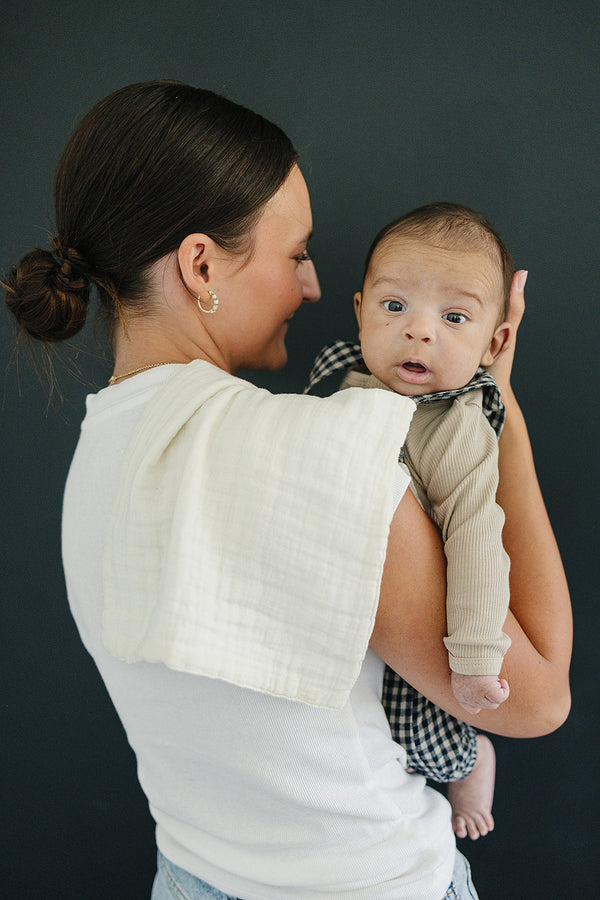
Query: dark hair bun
4,247,90,342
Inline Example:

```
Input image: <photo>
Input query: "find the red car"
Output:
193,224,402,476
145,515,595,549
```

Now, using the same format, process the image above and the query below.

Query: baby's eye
443,312,467,324
294,252,311,263
383,299,405,312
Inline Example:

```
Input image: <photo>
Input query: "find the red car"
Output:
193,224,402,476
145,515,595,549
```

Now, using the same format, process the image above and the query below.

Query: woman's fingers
486,269,527,394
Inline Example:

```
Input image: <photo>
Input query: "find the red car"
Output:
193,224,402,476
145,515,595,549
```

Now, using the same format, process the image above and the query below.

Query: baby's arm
404,395,511,706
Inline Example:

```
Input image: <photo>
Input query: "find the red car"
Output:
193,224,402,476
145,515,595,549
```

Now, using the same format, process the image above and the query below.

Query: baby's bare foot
448,734,496,840
451,672,510,713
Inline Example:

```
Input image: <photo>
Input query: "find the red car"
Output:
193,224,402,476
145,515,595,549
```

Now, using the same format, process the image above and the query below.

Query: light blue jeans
151,848,479,899
444,850,479,899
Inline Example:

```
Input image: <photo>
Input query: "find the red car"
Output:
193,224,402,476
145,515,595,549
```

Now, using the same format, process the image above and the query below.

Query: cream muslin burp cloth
103,361,414,708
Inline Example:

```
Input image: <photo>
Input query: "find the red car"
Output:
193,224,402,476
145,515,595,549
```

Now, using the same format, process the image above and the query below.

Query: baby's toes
452,814,468,839
465,816,482,840
482,810,495,833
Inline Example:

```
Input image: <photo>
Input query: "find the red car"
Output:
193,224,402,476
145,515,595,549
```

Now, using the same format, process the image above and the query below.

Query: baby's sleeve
403,393,511,676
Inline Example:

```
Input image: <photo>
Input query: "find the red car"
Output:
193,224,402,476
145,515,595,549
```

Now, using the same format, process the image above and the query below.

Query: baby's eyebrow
370,275,405,289
448,289,483,305
428,284,488,306
368,277,489,307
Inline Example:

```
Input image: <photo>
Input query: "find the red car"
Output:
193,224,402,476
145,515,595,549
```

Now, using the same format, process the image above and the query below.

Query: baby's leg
448,733,496,840
382,666,478,782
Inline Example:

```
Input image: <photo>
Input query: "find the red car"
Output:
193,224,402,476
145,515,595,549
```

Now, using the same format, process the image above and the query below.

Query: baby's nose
403,314,435,342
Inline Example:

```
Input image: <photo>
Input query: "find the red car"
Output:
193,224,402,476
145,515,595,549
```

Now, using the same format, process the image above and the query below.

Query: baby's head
354,203,514,395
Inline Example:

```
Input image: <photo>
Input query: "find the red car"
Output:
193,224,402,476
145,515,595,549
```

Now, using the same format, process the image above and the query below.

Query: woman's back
62,366,454,900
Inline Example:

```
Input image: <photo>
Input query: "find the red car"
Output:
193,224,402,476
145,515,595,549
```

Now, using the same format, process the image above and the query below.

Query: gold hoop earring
197,289,219,314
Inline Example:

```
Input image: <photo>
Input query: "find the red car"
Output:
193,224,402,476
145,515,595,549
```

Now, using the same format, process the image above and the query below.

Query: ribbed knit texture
342,369,510,675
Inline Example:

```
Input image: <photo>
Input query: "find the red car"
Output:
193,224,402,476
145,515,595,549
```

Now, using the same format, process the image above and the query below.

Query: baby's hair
363,202,514,319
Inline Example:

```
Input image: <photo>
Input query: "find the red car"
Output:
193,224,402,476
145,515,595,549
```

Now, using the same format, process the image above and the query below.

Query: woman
5,81,571,900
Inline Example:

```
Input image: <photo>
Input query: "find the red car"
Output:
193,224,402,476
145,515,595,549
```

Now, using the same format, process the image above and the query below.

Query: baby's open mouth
396,360,431,384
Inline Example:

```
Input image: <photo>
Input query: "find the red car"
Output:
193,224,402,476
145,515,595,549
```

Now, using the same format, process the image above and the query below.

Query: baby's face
354,237,506,395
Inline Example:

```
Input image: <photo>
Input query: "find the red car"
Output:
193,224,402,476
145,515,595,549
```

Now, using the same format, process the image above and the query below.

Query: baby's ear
353,292,363,332
480,321,512,367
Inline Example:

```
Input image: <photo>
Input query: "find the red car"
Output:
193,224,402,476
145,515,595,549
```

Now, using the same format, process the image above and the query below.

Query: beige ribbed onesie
342,369,511,676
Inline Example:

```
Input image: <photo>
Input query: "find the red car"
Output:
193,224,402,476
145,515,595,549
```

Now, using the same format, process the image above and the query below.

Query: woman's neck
111,315,228,383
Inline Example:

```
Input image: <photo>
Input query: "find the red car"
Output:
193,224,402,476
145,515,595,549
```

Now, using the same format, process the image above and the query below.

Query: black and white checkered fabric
304,340,364,394
305,339,505,437
382,668,477,782
305,339,502,782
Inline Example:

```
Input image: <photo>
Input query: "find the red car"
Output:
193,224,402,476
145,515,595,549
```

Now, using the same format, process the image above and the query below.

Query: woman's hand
486,269,527,400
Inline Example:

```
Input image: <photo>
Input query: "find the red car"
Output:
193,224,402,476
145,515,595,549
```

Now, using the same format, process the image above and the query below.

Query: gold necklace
108,362,176,385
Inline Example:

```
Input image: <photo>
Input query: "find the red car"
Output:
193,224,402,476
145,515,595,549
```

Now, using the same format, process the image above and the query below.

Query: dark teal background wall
2,1,598,896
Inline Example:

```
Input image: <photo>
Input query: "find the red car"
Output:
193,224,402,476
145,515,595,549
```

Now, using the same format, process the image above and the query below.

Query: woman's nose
301,259,321,303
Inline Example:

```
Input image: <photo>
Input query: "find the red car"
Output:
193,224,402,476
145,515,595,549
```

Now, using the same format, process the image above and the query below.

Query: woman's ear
177,233,216,294
480,321,512,367
354,292,363,335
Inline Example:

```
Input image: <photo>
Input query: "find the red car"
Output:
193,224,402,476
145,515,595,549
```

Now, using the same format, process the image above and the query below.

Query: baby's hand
451,672,510,714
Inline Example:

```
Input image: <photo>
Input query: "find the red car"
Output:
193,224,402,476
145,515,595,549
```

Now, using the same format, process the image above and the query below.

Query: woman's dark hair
363,202,514,319
4,80,298,342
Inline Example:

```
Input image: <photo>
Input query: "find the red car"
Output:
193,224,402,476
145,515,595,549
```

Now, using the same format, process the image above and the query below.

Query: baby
307,202,516,837
351,202,513,713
